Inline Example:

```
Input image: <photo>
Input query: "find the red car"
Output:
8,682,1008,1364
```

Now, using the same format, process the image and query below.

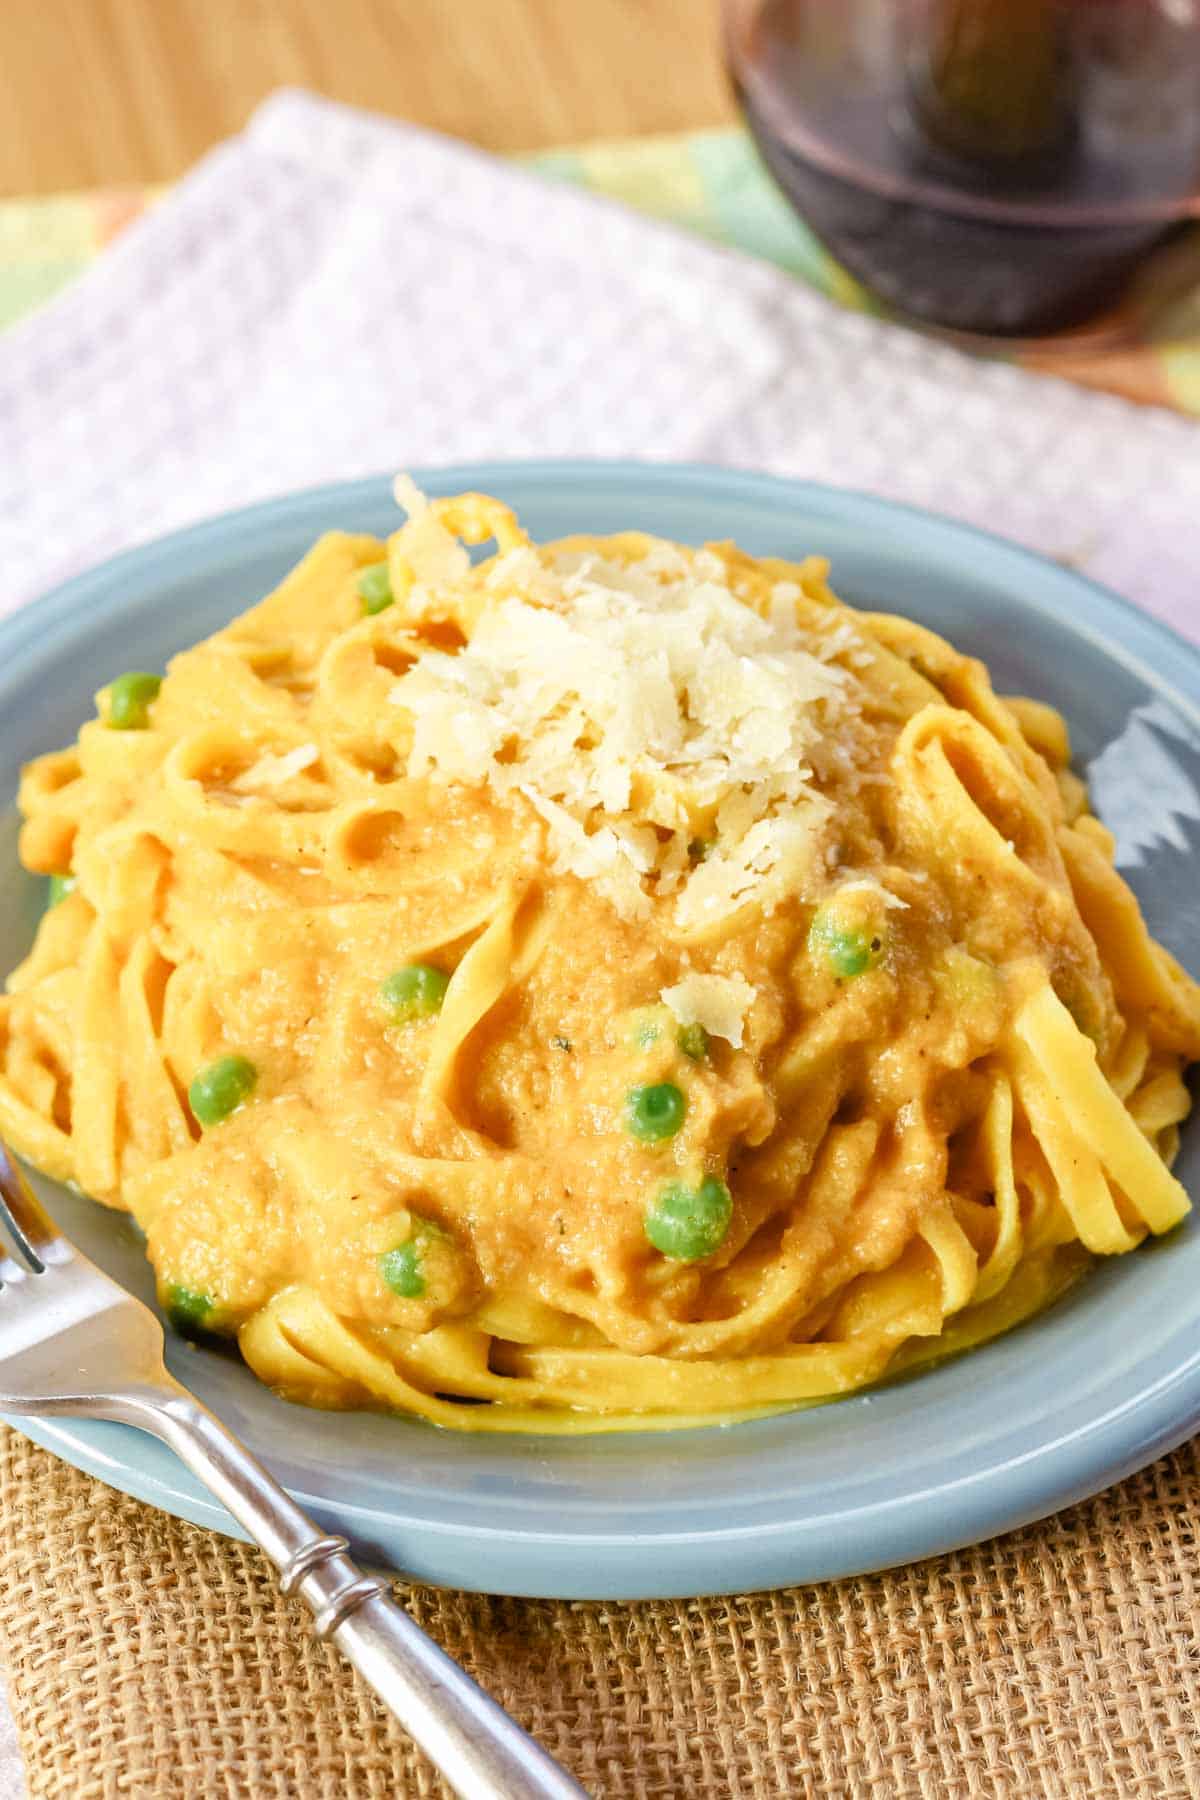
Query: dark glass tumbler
724,0,1200,335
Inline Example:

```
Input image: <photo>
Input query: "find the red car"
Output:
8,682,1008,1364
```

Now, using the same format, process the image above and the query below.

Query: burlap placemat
1,1427,1198,1797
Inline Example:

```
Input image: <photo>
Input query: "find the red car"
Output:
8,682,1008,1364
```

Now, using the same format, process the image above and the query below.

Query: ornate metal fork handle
0,1140,588,1800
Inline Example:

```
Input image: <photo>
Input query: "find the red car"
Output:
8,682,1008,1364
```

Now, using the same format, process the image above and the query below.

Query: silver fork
0,1137,588,1800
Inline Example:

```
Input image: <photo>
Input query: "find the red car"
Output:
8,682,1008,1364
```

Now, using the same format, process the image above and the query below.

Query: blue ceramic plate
2,462,1198,1600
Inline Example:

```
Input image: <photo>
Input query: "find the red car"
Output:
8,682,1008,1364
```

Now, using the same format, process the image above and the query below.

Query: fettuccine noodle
2,481,1197,1431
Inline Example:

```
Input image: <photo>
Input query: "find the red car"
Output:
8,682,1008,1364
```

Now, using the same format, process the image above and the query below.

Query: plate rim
3,457,1199,1599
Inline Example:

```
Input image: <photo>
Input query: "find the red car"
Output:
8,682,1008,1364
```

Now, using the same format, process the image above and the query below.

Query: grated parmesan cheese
230,743,319,794
835,877,909,911
391,474,471,589
389,488,869,925
661,974,757,1049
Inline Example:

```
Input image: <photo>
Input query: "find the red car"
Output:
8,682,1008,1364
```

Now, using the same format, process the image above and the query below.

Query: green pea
676,1022,709,1062
644,1176,732,1261
164,1283,215,1335
379,1241,425,1299
358,561,394,615
188,1054,258,1128
46,873,76,909
379,1219,449,1300
808,908,883,978
105,671,162,730
381,963,450,1022
626,1082,686,1143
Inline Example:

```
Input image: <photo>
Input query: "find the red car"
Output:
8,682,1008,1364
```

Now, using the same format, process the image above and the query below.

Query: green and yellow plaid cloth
4,126,1200,413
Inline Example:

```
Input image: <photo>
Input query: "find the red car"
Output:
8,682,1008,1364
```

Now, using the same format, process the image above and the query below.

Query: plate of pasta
1,460,1198,1599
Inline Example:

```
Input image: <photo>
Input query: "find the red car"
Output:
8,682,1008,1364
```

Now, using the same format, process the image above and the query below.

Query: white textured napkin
2,89,1199,639
0,1702,18,1798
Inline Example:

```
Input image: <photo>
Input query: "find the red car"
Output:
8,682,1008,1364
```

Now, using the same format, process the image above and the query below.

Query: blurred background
3,0,734,191
7,0,1199,345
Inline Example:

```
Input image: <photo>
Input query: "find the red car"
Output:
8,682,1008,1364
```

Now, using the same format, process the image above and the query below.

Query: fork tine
0,1139,63,1270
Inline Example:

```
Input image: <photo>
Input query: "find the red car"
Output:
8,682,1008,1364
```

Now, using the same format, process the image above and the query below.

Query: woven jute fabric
0,1427,1198,1799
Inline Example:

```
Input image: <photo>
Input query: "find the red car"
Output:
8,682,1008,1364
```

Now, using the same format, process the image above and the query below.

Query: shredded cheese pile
660,973,758,1048
391,499,863,927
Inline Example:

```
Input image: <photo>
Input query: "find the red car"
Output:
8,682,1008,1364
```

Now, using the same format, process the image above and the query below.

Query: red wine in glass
725,0,1200,336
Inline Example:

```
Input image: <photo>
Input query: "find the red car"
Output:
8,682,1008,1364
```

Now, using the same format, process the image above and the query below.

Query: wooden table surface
3,0,735,197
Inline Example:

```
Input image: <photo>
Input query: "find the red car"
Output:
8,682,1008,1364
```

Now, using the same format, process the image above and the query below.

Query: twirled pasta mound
2,483,1198,1432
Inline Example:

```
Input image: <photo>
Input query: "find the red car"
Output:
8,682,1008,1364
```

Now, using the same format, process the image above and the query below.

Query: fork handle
122,1383,588,1800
